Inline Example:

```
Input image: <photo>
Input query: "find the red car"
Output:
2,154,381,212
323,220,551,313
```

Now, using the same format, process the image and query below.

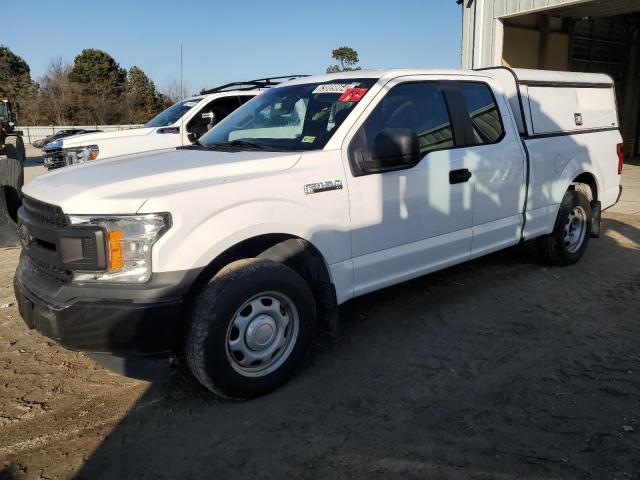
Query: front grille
43,148,65,169
21,197,73,284
23,196,67,227
26,255,72,284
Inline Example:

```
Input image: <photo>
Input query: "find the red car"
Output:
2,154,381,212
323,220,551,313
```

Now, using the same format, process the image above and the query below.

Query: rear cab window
459,82,505,145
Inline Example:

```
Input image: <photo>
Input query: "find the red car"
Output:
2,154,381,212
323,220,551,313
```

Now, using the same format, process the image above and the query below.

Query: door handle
449,168,472,185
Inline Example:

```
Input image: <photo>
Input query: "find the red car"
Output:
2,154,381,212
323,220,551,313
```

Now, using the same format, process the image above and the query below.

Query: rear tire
185,258,316,399
537,189,592,266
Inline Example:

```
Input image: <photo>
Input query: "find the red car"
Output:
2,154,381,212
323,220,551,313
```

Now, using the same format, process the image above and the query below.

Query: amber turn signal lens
107,230,124,271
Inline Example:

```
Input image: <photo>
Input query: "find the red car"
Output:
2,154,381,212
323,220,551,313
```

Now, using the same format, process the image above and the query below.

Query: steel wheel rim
564,205,588,254
225,291,300,377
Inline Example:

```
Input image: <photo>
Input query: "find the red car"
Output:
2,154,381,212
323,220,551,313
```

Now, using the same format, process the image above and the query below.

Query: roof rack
199,75,310,95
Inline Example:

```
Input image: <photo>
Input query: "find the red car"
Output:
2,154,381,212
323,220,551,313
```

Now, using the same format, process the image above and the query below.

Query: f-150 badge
304,180,343,195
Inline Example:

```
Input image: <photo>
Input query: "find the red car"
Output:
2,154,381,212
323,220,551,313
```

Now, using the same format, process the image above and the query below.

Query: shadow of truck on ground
69,215,640,480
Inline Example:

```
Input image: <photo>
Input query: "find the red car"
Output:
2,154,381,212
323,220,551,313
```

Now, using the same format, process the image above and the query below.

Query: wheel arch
185,233,338,333
570,171,599,202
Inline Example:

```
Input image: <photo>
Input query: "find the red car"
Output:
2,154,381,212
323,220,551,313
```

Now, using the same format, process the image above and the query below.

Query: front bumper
14,253,200,381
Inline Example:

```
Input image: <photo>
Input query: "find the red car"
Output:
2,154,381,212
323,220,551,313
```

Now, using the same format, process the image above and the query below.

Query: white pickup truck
15,68,623,399
41,77,306,170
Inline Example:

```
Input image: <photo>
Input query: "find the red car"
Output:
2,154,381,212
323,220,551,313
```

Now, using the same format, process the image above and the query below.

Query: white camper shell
483,67,618,136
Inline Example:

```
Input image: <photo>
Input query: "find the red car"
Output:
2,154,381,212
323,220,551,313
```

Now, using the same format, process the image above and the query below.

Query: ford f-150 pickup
14,68,623,398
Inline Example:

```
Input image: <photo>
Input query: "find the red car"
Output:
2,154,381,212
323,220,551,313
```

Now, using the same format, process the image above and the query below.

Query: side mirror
187,132,196,143
364,128,420,173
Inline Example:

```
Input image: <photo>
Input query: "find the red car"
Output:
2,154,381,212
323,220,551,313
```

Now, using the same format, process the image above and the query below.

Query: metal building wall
462,0,593,68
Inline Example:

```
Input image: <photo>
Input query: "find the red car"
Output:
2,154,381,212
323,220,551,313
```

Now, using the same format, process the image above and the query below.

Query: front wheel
537,189,592,266
185,259,316,399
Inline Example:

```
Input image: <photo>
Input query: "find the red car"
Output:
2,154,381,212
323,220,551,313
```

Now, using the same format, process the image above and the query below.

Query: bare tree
38,57,74,125
161,78,189,103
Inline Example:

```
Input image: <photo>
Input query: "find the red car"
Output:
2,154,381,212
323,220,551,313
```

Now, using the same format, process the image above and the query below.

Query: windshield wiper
207,140,271,151
180,139,283,152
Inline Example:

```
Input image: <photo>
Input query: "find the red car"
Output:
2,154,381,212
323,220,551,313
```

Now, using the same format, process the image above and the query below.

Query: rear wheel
185,258,316,399
537,189,592,266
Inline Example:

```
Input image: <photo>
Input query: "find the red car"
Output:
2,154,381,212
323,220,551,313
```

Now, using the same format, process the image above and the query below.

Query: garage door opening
499,3,640,159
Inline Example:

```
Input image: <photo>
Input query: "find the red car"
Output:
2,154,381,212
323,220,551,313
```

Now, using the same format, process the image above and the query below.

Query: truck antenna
180,43,184,147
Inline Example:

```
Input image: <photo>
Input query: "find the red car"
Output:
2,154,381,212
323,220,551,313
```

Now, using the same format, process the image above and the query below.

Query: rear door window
459,82,504,145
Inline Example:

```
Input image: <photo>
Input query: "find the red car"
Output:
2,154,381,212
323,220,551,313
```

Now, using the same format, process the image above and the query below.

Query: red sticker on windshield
338,87,368,103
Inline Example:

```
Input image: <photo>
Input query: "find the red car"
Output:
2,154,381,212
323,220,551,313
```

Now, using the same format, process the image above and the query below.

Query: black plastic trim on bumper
14,253,203,382
14,276,181,354
88,353,173,383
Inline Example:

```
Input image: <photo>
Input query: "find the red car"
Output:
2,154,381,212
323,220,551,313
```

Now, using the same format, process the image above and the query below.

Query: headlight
64,145,99,165
68,213,171,283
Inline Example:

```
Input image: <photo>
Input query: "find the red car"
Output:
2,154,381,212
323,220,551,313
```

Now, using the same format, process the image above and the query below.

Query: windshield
145,98,203,128
199,79,376,151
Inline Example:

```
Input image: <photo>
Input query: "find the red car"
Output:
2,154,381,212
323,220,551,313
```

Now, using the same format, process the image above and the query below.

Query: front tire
185,258,316,399
537,189,592,266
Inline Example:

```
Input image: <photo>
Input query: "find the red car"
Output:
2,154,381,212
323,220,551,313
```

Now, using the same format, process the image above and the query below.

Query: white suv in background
42,76,306,169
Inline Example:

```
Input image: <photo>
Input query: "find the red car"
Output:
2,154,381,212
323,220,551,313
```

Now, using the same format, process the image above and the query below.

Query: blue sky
5,0,462,94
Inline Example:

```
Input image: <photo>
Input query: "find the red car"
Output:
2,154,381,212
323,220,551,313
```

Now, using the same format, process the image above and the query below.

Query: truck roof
183,89,266,103
283,69,472,85
283,68,615,87
505,68,614,86
183,75,312,102
284,68,617,138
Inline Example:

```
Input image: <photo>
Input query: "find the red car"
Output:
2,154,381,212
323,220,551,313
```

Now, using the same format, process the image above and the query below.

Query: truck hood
23,148,302,214
61,127,153,148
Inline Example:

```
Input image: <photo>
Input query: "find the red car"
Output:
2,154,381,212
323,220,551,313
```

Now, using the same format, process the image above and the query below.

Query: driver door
343,78,474,297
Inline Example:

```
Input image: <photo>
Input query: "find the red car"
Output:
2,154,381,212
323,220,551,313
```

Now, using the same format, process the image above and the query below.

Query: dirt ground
1,153,640,479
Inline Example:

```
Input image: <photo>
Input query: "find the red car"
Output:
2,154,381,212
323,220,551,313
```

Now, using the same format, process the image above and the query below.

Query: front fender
149,197,351,275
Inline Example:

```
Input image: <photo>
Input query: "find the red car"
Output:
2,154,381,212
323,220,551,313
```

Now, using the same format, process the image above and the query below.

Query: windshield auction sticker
338,88,369,103
312,83,356,94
